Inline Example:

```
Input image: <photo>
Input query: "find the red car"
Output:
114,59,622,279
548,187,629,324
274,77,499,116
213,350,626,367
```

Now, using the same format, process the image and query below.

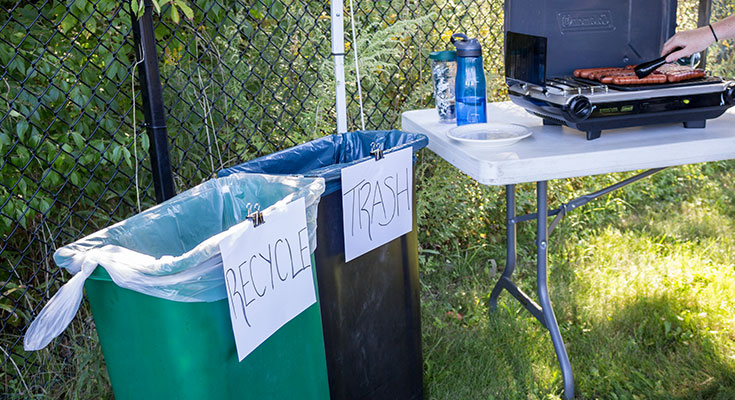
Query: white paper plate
447,123,531,147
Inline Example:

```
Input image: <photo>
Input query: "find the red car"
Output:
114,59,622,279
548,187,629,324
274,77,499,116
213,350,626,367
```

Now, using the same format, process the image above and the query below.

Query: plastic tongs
634,48,681,78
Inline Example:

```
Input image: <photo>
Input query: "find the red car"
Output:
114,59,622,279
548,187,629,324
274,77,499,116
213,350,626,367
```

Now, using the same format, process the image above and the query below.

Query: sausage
574,63,704,85
574,67,622,79
593,69,633,82
666,69,705,83
574,67,611,78
611,74,668,85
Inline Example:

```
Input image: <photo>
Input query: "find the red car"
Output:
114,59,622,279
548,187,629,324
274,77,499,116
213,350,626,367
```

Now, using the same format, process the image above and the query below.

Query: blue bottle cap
451,33,482,57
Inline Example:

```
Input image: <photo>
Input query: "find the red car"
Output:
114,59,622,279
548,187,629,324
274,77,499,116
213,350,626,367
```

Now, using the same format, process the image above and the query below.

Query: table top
401,102,735,186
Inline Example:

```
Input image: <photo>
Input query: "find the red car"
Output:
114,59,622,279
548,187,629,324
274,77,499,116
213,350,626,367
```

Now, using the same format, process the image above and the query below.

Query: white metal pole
330,0,348,133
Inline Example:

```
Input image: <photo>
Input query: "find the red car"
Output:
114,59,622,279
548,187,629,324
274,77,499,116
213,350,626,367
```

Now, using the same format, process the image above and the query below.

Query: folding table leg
537,181,574,399
488,184,517,312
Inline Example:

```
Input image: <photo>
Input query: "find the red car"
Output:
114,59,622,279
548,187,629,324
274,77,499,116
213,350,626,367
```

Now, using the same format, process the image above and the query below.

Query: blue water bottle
451,33,487,125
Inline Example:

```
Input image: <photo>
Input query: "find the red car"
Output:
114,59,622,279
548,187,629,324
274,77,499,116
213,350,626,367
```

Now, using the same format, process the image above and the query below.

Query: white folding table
401,102,735,399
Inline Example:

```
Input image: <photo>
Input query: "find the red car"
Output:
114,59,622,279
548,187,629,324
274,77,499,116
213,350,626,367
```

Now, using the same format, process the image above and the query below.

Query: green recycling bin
24,173,330,400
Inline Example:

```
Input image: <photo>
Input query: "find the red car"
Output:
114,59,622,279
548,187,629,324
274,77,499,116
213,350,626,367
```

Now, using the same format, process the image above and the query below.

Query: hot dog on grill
574,67,624,79
611,74,668,85
573,63,705,85
666,69,705,83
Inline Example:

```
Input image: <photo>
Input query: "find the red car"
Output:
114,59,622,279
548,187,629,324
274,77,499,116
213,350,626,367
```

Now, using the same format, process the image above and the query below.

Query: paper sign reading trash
341,147,413,262
219,197,316,361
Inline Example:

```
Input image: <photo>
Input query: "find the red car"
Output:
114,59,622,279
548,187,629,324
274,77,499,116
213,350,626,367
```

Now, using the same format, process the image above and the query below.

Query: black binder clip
370,142,384,161
246,203,265,227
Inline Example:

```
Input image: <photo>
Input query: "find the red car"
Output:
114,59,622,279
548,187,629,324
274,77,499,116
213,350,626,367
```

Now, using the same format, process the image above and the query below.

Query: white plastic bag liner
24,173,325,351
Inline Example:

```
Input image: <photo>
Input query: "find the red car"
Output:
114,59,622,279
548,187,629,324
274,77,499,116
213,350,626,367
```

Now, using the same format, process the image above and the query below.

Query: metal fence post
698,0,713,71
131,0,176,203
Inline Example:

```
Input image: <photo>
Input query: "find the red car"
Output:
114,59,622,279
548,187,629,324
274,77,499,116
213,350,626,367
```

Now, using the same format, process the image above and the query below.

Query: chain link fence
0,0,728,397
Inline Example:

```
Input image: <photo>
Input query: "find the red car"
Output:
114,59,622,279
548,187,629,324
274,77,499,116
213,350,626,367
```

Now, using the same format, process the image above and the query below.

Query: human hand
661,27,715,63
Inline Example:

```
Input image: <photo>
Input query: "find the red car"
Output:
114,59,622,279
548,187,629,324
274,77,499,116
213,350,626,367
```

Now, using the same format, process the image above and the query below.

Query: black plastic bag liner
218,130,429,194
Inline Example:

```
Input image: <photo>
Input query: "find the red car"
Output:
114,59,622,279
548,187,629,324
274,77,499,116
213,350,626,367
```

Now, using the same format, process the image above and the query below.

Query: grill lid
504,0,677,78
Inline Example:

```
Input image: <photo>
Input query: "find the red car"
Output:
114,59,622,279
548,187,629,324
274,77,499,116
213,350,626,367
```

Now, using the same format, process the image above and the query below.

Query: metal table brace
487,167,666,399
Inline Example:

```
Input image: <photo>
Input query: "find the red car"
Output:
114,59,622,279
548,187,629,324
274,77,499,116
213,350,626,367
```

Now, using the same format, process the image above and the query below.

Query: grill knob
724,83,735,105
564,96,593,122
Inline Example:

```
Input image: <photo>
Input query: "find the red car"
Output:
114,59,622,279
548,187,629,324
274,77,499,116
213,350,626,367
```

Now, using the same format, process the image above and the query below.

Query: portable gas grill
504,1,735,140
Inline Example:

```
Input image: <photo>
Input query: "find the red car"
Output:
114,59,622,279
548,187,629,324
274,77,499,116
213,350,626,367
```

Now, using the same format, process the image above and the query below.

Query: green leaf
70,172,80,186
71,131,85,149
140,132,150,151
28,127,40,148
0,302,17,316
105,65,118,82
60,14,76,32
8,110,21,118
152,0,161,14
122,147,132,168
16,121,28,140
86,17,97,33
178,1,194,20
249,8,265,20
49,88,61,103
111,146,122,164
73,0,85,13
39,197,51,214
170,5,180,24
0,46,10,65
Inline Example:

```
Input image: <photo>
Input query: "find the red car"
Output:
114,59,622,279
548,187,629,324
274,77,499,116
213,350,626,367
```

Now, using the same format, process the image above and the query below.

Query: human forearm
711,14,735,42
661,14,735,63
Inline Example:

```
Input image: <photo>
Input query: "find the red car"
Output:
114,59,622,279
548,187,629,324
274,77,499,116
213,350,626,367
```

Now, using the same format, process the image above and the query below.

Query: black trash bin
219,130,428,400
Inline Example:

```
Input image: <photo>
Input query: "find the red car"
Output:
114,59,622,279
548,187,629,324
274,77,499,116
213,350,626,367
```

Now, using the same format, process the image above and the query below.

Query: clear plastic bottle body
455,55,487,125
431,59,456,121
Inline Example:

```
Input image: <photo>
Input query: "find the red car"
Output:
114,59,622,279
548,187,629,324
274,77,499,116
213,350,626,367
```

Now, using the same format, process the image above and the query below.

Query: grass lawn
417,153,735,399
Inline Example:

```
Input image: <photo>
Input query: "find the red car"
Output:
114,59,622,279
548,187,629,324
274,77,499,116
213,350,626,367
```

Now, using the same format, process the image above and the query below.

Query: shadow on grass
566,292,735,399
